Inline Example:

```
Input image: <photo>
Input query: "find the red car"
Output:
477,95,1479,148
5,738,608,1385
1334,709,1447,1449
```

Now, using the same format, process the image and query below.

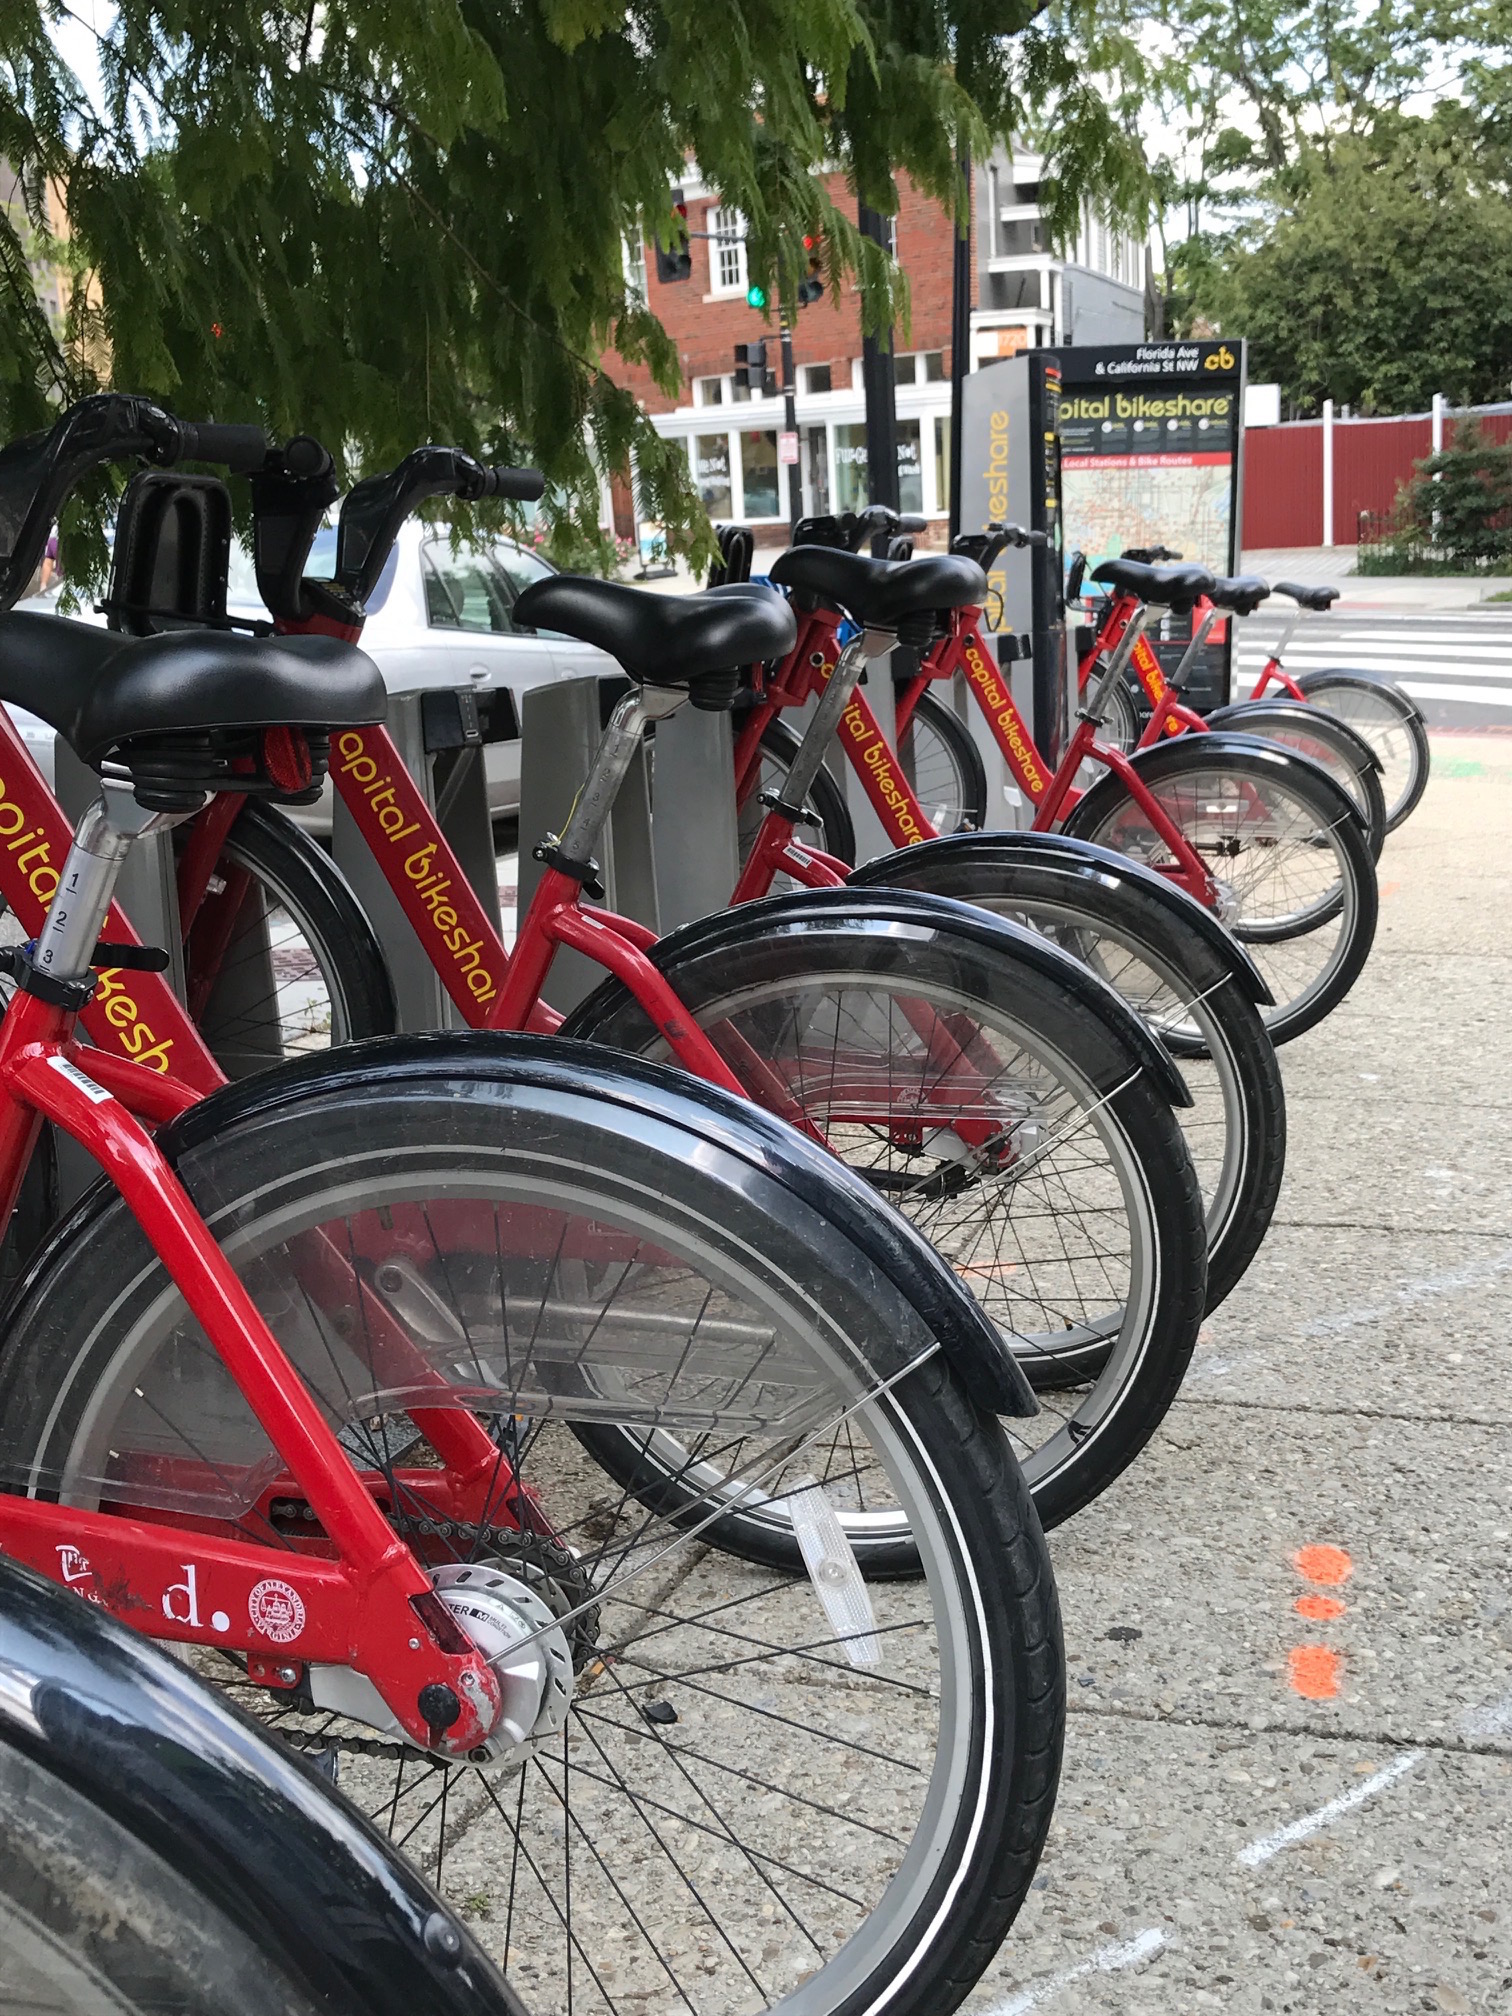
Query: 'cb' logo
1205,345,1236,371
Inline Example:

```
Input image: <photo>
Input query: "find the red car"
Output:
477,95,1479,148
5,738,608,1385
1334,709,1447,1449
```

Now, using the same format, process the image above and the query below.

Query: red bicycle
744,535,1378,1045
0,396,1065,2016
1081,545,1430,832
1071,562,1389,860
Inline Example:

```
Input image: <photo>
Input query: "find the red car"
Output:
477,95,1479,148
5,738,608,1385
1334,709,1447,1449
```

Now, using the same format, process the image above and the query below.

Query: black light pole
948,141,972,544
781,318,800,535
857,200,899,554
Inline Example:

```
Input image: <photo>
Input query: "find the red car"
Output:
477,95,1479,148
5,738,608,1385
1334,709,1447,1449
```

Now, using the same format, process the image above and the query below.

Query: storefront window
741,430,781,518
834,422,869,514
934,415,951,517
693,434,732,516
897,420,923,515
804,425,831,515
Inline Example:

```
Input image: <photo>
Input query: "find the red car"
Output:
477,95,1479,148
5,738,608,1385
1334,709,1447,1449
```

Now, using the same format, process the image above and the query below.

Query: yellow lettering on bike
839,703,928,845
0,773,173,1069
338,731,499,1004
960,643,1046,797
1132,634,1167,705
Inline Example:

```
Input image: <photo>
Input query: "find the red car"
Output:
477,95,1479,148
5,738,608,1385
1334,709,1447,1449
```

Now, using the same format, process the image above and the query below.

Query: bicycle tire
565,898,1208,1531
1293,669,1431,831
897,688,988,832
183,800,396,1074
736,714,856,870
850,833,1286,1315
1205,698,1387,860
0,1035,1063,2016
1063,734,1379,1044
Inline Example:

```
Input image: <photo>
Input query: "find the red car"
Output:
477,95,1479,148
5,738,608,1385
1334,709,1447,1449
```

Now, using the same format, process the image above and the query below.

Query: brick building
614,152,1146,535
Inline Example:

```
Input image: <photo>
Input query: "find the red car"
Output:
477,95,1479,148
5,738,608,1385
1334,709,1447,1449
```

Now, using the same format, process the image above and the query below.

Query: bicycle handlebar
335,445,544,603
0,393,281,611
951,522,1046,572
1121,544,1182,564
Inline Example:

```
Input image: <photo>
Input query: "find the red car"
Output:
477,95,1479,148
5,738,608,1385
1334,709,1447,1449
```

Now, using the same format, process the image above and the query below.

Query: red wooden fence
1240,403,1512,548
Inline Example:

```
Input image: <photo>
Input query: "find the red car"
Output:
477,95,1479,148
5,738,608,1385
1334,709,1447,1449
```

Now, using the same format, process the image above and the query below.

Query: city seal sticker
248,1577,306,1645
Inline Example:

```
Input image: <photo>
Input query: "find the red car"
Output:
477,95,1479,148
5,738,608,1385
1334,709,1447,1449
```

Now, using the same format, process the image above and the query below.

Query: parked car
7,523,615,829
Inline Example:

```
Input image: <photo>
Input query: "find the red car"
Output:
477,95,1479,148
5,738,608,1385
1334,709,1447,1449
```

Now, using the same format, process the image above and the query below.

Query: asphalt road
1232,612,1512,729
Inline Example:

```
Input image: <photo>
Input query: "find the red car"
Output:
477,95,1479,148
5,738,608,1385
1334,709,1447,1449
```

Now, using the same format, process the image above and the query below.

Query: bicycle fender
1204,698,1383,773
847,828,1274,1007
0,1555,525,2016
115,1028,1039,1419
1294,666,1427,724
575,885,1192,1114
1062,728,1368,848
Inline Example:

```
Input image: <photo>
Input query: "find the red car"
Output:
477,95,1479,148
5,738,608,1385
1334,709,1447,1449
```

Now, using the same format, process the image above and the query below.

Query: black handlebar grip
175,420,272,472
898,514,928,535
283,434,335,480
484,466,545,502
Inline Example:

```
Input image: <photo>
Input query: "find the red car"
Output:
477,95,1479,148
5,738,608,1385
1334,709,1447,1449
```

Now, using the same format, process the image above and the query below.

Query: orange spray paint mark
1294,1544,1353,1587
1286,1544,1353,1700
1288,1645,1343,1699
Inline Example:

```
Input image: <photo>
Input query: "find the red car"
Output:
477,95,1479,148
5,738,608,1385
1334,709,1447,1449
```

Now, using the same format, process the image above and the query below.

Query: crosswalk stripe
1236,656,1512,682
1399,681,1512,707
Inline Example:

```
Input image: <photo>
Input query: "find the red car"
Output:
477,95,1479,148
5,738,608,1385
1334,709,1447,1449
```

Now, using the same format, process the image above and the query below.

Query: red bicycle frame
743,600,1223,912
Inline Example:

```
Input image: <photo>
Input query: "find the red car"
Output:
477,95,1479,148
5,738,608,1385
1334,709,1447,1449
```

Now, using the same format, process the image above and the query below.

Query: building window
741,431,781,518
892,352,917,387
934,415,951,515
693,434,732,516
623,233,647,302
804,424,831,515
707,206,747,297
802,364,833,394
696,377,724,407
897,420,923,515
922,351,946,383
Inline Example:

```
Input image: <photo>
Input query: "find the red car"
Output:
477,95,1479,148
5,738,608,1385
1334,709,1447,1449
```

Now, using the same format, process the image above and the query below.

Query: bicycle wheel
850,835,1286,1315
897,690,987,833
1293,669,1431,831
1064,735,1379,1044
736,716,856,874
0,1039,1062,2016
181,801,396,1074
565,896,1208,1530
0,1556,514,2016
1205,699,1387,860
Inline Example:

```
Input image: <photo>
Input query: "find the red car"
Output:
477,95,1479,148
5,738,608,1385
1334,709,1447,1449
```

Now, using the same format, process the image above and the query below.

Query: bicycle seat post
1168,604,1222,692
552,684,687,875
31,784,189,987
1080,606,1151,726
771,631,882,813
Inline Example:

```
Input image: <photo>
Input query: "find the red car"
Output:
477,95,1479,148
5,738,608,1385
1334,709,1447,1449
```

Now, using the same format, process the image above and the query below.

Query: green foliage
1360,419,1512,574
0,0,1148,567
1166,116,1512,414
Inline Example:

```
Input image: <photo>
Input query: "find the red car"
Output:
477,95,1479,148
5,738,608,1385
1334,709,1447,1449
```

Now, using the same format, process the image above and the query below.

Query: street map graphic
1058,382,1239,577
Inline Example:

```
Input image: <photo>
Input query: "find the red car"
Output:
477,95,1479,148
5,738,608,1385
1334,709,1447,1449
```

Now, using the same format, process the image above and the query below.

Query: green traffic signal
746,283,767,309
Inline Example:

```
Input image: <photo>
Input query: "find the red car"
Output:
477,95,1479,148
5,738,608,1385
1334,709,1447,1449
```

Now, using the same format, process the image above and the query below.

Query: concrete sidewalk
1242,548,1512,613
962,732,1512,2015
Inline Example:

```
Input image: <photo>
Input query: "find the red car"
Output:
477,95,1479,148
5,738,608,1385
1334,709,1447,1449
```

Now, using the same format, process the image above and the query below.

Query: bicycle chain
266,1516,601,1767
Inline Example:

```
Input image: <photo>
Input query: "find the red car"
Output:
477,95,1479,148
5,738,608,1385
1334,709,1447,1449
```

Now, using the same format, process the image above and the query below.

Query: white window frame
622,232,647,303
707,206,748,299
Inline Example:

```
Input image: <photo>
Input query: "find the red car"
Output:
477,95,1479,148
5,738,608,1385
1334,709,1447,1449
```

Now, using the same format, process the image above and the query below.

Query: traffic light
797,235,824,307
653,191,692,284
734,340,776,395
745,283,767,309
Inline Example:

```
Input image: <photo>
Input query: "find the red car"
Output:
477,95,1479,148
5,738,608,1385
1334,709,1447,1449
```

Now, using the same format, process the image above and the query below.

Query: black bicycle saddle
1273,580,1341,611
1208,574,1271,616
769,547,987,635
1092,558,1216,615
514,576,795,703
0,610,384,767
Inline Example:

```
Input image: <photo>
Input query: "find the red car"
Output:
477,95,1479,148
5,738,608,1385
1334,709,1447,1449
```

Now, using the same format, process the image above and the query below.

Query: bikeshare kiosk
957,350,1069,826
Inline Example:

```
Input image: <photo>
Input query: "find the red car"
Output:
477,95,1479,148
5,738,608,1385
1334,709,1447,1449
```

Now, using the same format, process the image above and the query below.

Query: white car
9,522,615,827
